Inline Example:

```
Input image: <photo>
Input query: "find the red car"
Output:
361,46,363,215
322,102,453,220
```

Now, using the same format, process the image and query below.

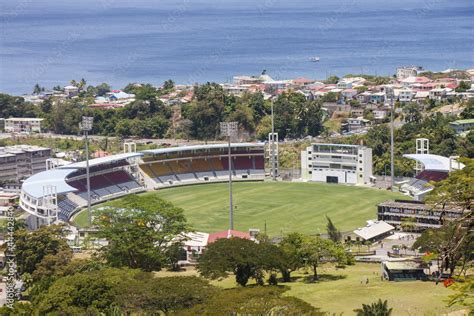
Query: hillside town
7,66,473,138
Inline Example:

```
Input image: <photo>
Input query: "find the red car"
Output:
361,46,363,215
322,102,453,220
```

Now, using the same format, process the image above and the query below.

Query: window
359,168,363,171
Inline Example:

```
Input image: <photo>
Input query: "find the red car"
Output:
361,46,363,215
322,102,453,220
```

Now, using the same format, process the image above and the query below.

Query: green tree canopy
300,235,351,280
179,286,323,315
94,195,189,271
13,224,72,276
198,237,283,286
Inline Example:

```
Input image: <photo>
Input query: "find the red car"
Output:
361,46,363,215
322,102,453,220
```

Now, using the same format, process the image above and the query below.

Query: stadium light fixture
220,121,238,231
80,116,93,226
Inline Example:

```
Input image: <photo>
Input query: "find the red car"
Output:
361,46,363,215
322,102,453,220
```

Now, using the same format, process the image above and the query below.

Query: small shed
381,259,427,281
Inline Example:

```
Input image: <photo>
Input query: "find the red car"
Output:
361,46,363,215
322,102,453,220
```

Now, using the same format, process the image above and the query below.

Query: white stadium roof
22,168,78,198
22,152,143,198
142,143,264,155
59,152,143,169
403,154,464,172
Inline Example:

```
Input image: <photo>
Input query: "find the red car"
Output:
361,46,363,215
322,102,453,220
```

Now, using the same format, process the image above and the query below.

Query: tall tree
279,232,306,282
94,195,189,271
198,237,283,286
300,235,350,280
326,216,342,243
33,83,44,94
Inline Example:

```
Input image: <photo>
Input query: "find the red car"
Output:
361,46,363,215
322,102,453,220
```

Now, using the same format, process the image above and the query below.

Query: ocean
1,0,473,95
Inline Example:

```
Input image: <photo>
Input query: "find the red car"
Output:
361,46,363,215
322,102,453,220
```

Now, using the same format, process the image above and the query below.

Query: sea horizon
1,0,473,95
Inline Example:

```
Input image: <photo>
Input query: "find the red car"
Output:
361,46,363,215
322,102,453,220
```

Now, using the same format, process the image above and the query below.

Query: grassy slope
154,264,457,315
74,182,403,235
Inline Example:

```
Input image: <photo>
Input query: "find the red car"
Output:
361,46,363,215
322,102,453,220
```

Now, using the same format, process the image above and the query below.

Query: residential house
341,88,358,100
351,108,364,117
64,85,79,97
429,88,451,101
414,91,430,104
449,119,474,134
370,92,385,104
373,110,387,120
396,88,413,102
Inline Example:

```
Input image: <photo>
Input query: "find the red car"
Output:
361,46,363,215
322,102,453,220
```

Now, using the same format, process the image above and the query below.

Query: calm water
1,0,473,95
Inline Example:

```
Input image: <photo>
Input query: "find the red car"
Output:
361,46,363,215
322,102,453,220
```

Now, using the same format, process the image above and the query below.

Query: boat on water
309,56,320,62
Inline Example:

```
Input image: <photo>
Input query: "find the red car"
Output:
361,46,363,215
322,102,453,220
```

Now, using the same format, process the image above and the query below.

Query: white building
0,145,51,185
64,85,79,97
350,220,395,242
395,88,413,102
396,66,423,80
301,143,373,185
429,88,451,101
5,118,43,133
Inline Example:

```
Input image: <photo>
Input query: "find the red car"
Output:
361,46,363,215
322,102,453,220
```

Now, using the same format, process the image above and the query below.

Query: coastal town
7,66,473,138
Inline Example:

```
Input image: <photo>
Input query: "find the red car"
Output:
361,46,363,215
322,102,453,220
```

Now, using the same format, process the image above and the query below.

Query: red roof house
207,229,251,244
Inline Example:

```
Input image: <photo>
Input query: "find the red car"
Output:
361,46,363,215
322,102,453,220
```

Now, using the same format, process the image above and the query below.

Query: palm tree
79,78,87,90
354,299,393,316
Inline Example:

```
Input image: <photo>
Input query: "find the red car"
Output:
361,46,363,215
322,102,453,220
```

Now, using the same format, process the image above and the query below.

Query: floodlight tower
385,87,395,191
220,121,238,230
80,116,93,226
269,101,279,180
415,138,429,174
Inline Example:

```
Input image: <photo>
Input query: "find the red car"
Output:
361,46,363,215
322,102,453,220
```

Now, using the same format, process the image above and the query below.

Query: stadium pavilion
20,143,265,228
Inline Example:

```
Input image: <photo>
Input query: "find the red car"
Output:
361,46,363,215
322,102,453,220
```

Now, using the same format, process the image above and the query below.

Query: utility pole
220,121,238,230
385,87,395,192
80,116,93,226
271,102,276,181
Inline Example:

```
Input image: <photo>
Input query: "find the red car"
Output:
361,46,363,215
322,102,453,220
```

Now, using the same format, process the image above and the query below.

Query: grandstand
20,143,265,228
140,143,265,188
20,152,145,228
400,154,463,201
